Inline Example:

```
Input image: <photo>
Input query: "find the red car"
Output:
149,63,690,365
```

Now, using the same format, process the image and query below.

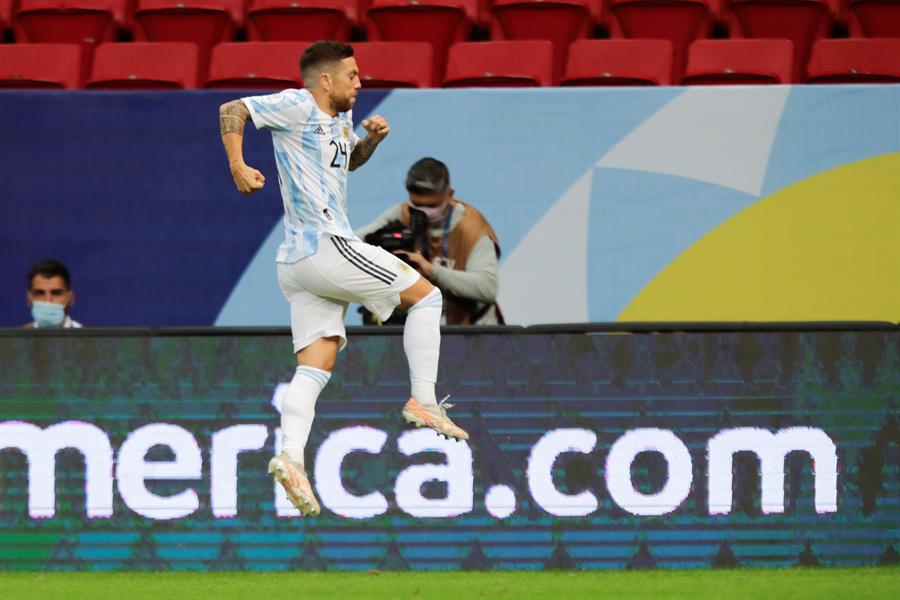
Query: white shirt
242,89,360,263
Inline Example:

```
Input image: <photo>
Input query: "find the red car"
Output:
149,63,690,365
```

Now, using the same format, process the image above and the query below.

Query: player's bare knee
400,277,436,308
296,336,340,371
408,286,442,313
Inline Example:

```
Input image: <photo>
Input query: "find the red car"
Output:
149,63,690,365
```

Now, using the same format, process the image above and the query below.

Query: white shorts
277,234,420,353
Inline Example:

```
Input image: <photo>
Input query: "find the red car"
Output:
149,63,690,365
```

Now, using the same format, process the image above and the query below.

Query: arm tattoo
219,100,250,136
349,137,379,171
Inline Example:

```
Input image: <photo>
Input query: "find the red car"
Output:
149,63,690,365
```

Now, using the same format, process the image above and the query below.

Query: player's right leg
268,336,340,517
270,262,348,516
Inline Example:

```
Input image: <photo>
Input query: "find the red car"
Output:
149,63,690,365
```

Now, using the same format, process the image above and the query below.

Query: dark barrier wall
1,329,898,570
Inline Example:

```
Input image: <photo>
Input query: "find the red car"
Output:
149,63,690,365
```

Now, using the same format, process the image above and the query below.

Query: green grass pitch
1,568,898,600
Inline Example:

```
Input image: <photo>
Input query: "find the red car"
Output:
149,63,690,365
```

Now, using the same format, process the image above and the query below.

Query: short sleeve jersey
242,89,360,263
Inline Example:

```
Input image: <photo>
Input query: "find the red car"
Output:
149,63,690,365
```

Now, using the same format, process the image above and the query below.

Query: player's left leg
399,279,468,441
304,235,468,441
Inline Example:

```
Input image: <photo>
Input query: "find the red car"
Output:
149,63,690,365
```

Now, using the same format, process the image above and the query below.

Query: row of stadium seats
2,38,898,89
1,0,899,83
2,0,898,33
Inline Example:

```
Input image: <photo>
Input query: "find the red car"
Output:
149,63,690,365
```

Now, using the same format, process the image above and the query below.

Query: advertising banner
1,329,897,570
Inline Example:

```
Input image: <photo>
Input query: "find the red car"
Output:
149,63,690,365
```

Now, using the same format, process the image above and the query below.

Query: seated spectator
24,260,82,329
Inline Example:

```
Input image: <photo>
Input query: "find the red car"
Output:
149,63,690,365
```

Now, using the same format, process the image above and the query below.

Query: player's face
328,57,361,114
27,275,72,308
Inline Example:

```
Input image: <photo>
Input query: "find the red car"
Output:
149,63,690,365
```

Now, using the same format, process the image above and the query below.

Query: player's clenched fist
230,161,265,195
362,115,390,143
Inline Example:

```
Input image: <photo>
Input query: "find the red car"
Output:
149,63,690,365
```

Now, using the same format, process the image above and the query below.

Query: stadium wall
1,86,898,328
1,327,897,571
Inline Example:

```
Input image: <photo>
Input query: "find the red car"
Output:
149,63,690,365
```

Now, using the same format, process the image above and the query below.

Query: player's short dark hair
300,41,354,83
28,259,71,289
406,157,451,196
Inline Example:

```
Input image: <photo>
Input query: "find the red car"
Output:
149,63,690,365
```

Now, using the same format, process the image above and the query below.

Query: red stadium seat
682,39,794,84
14,0,117,45
609,0,712,82
807,38,900,82
0,43,81,88
730,0,831,81
14,0,120,81
353,41,433,88
491,0,592,85
246,0,354,42
443,40,553,87
14,0,134,35
87,42,198,89
134,0,241,83
367,0,473,85
848,0,900,37
562,39,673,86
205,41,309,88
710,0,841,28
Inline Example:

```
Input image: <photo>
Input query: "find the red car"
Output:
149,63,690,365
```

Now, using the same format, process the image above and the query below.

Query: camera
363,207,430,265
359,208,429,325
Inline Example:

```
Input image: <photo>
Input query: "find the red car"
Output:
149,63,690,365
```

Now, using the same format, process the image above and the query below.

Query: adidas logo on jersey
312,125,327,136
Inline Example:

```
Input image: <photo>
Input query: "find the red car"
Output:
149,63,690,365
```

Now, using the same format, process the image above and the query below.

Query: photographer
356,157,502,325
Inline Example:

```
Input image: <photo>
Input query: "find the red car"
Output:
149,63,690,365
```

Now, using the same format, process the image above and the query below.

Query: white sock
281,365,331,468
404,287,443,406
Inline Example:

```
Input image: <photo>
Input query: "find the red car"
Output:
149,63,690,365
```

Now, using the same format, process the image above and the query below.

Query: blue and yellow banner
1,86,897,326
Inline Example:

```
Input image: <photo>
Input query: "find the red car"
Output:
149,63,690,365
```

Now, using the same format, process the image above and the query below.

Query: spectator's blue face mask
31,301,66,327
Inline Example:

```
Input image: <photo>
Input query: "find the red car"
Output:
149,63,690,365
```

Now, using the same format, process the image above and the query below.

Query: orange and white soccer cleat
402,395,469,441
267,452,320,516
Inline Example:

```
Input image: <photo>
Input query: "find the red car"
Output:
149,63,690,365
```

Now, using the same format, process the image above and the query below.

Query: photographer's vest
400,199,503,325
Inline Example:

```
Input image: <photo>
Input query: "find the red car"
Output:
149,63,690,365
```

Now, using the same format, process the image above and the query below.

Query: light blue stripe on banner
762,85,900,195
588,168,757,320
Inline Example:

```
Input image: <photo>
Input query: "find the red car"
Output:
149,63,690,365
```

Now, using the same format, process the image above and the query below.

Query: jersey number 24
330,141,349,169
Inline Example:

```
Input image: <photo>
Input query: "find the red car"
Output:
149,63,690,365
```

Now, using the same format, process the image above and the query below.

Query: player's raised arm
219,99,266,195
349,115,390,171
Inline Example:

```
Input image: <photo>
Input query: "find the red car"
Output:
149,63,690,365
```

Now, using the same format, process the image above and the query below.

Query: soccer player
218,41,468,517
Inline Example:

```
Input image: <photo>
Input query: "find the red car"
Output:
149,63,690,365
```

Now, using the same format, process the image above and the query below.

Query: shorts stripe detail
334,237,397,283
331,237,395,285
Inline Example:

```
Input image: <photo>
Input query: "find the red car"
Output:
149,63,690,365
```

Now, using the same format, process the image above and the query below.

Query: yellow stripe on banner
618,152,900,322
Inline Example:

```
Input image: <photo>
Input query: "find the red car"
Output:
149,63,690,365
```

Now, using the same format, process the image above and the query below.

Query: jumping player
218,41,468,517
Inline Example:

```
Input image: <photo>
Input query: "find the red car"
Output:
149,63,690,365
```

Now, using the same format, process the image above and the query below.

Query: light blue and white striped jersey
242,89,360,263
